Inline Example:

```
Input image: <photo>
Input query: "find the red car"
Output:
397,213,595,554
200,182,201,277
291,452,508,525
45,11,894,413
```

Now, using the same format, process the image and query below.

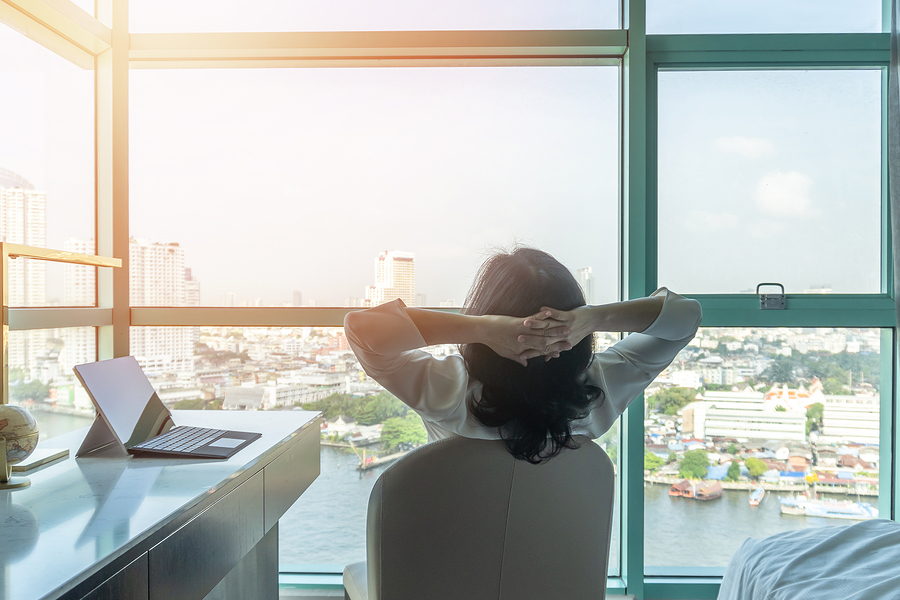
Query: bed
717,519,900,600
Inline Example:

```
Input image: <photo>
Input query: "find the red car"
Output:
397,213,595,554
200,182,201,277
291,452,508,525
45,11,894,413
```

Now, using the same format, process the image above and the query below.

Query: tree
726,442,739,455
744,457,767,479
380,413,427,451
774,405,787,412
763,357,795,384
173,397,221,410
667,452,677,464
9,378,50,403
678,449,709,479
725,461,741,482
607,445,618,465
300,393,369,422
704,383,733,392
354,392,407,425
647,387,697,416
806,402,824,433
596,422,617,446
644,451,664,472
822,377,847,395
173,398,205,410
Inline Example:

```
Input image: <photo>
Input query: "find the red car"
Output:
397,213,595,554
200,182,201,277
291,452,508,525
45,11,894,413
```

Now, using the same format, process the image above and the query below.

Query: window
644,327,886,572
7,328,97,439
129,0,620,33
0,23,95,307
646,1,882,34
130,67,619,308
132,329,624,575
657,70,882,295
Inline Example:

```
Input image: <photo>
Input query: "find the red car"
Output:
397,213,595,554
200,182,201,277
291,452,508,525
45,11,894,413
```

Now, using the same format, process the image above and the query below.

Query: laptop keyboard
131,426,227,453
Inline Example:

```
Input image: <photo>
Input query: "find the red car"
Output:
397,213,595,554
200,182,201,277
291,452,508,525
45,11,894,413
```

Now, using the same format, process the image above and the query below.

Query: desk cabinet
149,470,264,600
0,411,320,600
81,555,148,600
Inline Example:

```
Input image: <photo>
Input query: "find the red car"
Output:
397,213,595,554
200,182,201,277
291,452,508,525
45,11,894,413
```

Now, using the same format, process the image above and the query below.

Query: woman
344,247,701,463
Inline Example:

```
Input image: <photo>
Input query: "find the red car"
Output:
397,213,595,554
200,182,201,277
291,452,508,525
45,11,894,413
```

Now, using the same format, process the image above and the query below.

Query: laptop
74,356,261,459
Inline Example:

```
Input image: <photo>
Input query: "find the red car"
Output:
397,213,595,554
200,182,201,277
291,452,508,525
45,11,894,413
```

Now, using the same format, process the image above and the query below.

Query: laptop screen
74,357,174,448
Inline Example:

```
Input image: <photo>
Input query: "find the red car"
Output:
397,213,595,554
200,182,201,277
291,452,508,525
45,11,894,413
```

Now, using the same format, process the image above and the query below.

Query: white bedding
717,519,900,600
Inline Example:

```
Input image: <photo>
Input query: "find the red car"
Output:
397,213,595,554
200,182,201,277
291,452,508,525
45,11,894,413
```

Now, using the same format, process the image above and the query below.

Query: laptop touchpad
209,437,245,449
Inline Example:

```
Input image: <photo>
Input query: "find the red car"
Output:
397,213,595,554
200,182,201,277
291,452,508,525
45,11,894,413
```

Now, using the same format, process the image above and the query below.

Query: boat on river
669,479,693,497
695,481,723,501
779,495,878,520
669,479,722,501
749,486,765,506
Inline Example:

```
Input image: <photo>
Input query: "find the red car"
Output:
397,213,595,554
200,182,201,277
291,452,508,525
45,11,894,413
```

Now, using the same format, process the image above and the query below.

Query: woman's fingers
516,334,572,354
517,326,569,341
524,309,553,323
524,310,569,331
517,345,564,365
540,307,568,321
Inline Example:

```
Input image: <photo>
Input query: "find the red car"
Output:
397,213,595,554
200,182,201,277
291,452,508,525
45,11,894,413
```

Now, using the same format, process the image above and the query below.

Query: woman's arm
407,291,669,365
404,308,572,366
343,301,570,368
519,294,666,351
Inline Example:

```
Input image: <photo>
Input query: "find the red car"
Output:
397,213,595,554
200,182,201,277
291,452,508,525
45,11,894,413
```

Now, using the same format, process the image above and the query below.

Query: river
31,413,873,571
280,446,871,570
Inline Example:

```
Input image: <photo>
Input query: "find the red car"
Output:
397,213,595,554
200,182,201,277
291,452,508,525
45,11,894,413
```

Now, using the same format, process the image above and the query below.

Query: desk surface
0,410,320,600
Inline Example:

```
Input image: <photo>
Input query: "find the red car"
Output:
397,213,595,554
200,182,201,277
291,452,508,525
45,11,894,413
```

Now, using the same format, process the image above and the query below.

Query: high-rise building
62,238,200,373
1,168,47,372
185,268,201,307
364,250,415,307
61,237,96,370
292,290,302,307
576,267,594,305
129,238,195,373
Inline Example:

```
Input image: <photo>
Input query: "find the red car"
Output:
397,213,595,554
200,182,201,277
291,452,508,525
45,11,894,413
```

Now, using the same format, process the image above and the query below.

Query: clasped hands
483,306,592,367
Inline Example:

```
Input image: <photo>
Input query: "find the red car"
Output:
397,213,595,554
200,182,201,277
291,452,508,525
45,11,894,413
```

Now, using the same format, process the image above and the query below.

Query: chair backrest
366,435,615,600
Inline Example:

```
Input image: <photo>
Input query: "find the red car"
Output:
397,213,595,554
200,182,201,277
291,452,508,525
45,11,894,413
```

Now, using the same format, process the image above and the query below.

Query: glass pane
130,0,618,33
596,411,621,575
0,24,95,306
70,0,94,18
130,67,619,308
132,325,622,575
7,328,96,440
647,0,881,34
657,70,881,294
644,327,883,571
6,256,96,307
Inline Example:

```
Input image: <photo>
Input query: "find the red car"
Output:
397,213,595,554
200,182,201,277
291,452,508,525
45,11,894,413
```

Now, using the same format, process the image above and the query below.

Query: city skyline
1,168,48,372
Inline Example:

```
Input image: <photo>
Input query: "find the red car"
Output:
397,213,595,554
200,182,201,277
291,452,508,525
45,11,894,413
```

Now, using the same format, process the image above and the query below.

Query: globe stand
0,439,30,491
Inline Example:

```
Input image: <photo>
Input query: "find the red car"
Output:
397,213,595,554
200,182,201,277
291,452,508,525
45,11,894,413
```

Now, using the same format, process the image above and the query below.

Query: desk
0,410,321,600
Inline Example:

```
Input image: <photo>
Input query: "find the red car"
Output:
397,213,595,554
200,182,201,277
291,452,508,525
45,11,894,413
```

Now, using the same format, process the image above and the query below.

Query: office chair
343,434,616,600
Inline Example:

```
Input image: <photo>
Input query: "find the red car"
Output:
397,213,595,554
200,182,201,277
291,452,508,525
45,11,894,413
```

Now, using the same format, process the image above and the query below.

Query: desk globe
0,404,39,490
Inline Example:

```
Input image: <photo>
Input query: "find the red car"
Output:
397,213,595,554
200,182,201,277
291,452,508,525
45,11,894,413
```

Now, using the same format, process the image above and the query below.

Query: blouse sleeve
343,300,470,422
576,287,702,438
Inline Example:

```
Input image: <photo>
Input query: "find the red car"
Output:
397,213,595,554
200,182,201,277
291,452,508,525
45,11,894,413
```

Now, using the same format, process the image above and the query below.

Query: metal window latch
757,283,785,310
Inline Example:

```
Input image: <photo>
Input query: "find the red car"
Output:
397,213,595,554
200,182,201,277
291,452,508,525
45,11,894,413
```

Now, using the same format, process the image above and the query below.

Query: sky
0,1,887,306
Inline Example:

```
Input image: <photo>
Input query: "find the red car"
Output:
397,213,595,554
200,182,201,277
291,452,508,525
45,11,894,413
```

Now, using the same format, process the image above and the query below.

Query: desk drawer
80,553,149,600
264,421,320,532
149,471,264,600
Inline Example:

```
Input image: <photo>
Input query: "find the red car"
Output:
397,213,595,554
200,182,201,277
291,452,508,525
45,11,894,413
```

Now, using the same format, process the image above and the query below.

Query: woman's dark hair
462,247,603,464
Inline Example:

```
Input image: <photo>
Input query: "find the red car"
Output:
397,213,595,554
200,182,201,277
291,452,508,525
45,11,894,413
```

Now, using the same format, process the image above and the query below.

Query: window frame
631,16,896,599
2,0,895,597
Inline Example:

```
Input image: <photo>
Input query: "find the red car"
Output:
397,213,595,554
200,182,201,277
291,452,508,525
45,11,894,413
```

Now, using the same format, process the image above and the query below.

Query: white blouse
344,288,702,442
